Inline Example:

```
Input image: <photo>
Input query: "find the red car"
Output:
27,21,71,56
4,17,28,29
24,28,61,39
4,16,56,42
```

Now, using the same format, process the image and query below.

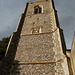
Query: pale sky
0,0,75,49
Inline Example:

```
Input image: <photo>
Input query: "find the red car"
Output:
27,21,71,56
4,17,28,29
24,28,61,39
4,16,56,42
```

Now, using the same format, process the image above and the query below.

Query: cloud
0,0,26,39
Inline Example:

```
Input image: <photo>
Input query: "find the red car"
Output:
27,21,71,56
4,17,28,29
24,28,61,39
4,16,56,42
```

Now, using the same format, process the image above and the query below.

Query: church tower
0,0,70,75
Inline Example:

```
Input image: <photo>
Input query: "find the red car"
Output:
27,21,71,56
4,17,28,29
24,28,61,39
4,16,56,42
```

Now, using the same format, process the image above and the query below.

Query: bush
0,37,10,60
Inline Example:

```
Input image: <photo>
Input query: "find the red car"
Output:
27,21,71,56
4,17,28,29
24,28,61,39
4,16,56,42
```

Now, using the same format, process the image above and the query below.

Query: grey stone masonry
0,0,70,75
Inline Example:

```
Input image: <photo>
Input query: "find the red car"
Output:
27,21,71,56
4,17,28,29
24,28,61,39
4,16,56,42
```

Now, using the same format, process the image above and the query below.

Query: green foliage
0,37,10,60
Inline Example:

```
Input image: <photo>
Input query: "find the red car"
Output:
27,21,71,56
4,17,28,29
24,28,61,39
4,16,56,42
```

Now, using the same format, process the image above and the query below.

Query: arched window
34,6,42,14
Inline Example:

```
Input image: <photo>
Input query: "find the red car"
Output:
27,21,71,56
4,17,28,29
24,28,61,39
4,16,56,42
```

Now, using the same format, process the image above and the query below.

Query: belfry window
34,6,42,14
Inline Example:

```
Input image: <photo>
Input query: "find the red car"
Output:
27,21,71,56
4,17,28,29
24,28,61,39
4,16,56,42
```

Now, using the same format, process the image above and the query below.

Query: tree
0,37,10,60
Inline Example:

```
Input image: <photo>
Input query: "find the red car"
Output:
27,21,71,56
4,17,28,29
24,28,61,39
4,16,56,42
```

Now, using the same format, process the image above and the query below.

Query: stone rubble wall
0,0,70,75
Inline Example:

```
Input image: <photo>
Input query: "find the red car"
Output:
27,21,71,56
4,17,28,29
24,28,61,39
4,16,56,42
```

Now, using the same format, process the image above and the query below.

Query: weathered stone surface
11,64,56,75
71,33,75,75
0,0,70,75
15,33,55,62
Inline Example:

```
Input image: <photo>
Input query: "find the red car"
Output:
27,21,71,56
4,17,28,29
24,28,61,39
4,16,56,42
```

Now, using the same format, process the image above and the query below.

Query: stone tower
0,0,70,75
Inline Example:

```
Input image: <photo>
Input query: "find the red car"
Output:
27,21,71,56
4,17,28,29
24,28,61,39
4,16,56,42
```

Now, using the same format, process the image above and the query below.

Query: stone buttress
0,0,70,75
